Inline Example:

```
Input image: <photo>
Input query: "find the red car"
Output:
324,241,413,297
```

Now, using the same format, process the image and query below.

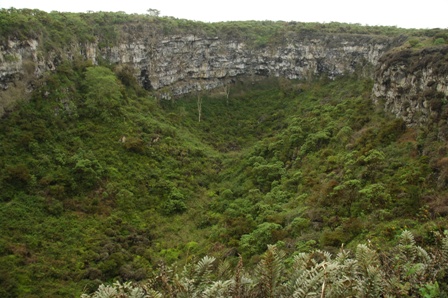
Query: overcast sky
1,0,447,29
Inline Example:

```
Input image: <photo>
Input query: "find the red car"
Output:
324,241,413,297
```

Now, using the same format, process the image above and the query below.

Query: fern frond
151,263,169,293
217,259,232,279
397,230,418,263
292,265,325,298
90,284,118,298
172,255,217,297
254,245,285,298
399,230,416,246
335,246,351,263
202,280,234,298
356,243,380,270
195,255,216,279
82,281,149,298
196,255,216,271
356,264,385,298
233,254,244,298
128,287,149,298
415,246,431,264
442,230,448,261
141,287,163,298
310,250,332,263
292,252,311,271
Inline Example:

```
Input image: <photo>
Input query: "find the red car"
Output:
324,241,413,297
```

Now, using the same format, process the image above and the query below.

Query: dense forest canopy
1,9,448,297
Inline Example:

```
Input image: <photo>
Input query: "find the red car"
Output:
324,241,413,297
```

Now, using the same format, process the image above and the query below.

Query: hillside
1,9,448,297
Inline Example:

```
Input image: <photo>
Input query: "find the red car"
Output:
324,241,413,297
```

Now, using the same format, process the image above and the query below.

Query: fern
397,230,418,262
82,231,448,298
195,255,216,280
80,284,117,298
142,289,163,298
356,265,385,298
81,281,150,298
153,262,175,297
170,255,218,297
356,244,380,270
216,259,232,280
292,264,325,298
386,230,440,296
253,245,285,298
202,280,234,297
233,254,244,298
442,231,448,262
288,250,329,297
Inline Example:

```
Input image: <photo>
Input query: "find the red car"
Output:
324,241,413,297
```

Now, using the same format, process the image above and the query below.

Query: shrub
240,222,282,256
408,39,421,47
70,150,104,189
434,38,446,45
82,66,124,119
161,199,187,215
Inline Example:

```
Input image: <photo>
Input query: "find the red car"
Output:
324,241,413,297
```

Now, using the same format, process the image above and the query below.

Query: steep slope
1,9,448,297
0,62,223,296
1,59,447,297
0,9,408,117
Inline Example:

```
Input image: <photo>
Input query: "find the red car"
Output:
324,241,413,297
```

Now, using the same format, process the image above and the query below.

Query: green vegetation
82,230,448,297
1,60,448,296
1,8,447,49
0,59,221,296
1,8,448,297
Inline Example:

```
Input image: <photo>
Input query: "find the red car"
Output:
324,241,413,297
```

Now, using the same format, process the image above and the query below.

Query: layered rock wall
102,32,392,97
6,22,447,127
372,46,448,125
0,27,395,98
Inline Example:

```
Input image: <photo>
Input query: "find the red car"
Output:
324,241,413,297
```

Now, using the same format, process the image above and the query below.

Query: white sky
1,0,447,29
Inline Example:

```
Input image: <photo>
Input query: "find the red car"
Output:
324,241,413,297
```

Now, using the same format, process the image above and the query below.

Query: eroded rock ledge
372,46,448,126
1,29,395,98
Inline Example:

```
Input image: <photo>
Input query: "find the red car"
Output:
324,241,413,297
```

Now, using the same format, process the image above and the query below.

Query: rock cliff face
0,39,38,88
0,27,395,98
372,46,448,125
4,22,448,127
102,31,393,97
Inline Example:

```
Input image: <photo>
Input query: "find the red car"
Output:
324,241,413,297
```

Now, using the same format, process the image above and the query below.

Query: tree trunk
197,93,202,122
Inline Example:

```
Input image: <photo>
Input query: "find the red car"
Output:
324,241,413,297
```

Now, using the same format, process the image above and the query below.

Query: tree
147,8,160,17
197,91,203,122
195,83,207,123
223,83,231,105
240,222,282,256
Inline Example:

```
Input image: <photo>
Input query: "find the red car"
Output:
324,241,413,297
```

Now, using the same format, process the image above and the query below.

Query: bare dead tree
197,90,203,122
